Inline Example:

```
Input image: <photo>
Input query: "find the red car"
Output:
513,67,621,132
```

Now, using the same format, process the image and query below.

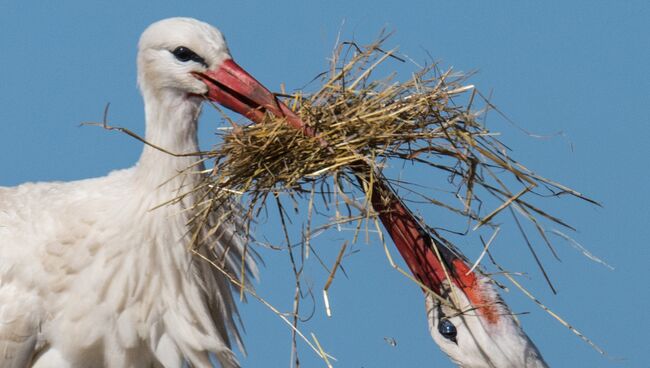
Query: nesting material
188,37,590,252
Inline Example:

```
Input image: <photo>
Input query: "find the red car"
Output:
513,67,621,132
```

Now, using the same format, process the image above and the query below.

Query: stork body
0,18,255,368
0,159,244,368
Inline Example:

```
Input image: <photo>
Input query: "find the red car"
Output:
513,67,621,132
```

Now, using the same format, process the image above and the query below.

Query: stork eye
438,319,457,342
171,46,207,67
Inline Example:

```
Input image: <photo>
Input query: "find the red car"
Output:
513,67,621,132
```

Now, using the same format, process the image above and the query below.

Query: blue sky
0,1,648,367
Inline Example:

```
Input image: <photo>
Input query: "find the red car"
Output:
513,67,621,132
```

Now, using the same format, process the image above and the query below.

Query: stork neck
136,89,203,189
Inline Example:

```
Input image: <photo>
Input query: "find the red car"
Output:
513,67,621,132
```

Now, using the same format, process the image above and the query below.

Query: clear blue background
0,1,648,367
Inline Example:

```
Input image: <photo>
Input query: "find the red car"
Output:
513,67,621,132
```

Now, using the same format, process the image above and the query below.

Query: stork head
138,18,230,99
377,198,549,367
137,17,302,129
423,259,548,368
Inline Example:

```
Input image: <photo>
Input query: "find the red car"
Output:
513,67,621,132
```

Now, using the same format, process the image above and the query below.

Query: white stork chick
0,17,300,368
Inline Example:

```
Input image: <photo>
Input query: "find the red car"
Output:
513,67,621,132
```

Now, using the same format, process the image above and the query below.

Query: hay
189,36,592,263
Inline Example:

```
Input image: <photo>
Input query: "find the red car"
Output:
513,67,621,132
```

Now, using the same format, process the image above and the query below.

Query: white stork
0,17,549,368
0,17,267,368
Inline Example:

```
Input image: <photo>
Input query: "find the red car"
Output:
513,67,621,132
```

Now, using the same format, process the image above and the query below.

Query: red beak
370,180,500,324
195,59,314,136
196,58,499,323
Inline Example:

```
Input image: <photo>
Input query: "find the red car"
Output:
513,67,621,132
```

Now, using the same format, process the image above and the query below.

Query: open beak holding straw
193,59,311,135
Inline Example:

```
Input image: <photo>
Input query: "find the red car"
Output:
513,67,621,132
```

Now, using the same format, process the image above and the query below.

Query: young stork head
422,251,549,368
375,195,549,367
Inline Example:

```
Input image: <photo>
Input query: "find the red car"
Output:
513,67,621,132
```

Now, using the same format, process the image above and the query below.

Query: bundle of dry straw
187,36,590,262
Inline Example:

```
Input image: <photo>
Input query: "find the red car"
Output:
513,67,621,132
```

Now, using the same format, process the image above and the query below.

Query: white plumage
0,18,254,368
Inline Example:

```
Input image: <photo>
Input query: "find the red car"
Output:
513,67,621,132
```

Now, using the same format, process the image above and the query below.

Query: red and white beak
195,58,499,323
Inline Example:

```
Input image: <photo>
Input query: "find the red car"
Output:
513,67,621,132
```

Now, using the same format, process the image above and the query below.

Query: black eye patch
171,46,208,67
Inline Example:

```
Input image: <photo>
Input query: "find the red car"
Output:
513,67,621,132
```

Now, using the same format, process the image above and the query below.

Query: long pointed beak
370,181,499,323
196,58,498,323
194,59,313,136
